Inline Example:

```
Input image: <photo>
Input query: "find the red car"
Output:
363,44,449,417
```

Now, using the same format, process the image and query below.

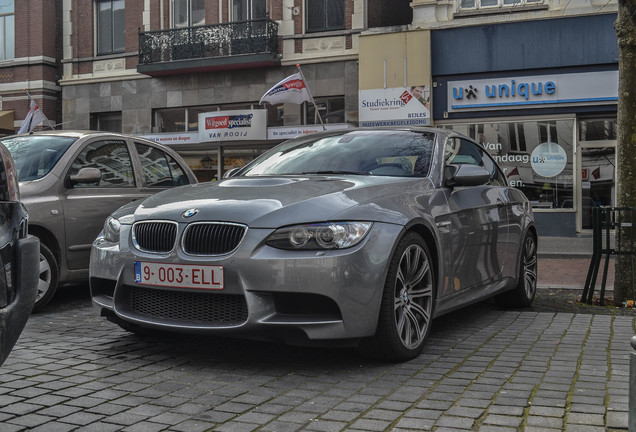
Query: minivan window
2,136,77,181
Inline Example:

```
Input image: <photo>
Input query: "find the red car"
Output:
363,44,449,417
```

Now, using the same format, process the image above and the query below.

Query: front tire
32,243,59,313
496,231,537,309
360,232,435,361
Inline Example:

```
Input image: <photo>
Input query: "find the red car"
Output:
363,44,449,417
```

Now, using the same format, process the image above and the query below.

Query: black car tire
32,243,59,313
359,232,435,361
495,231,538,309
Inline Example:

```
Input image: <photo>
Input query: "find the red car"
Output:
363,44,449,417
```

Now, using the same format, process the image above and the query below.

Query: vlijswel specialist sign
199,110,267,142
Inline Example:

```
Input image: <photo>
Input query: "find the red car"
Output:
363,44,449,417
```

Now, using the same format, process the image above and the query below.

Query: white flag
259,73,312,105
18,98,47,134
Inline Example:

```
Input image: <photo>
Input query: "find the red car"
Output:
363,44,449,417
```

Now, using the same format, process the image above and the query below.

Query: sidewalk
538,233,615,293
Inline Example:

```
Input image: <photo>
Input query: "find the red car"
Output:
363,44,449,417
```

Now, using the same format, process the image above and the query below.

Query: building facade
60,0,412,181
0,1,60,134
359,0,619,236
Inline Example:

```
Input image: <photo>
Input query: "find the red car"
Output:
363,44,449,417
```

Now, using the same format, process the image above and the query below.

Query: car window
446,138,506,186
241,130,434,177
2,136,76,181
134,142,190,187
68,140,135,188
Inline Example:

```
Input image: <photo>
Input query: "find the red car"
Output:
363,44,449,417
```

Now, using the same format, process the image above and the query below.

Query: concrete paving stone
65,396,107,409
533,389,569,399
492,396,529,407
455,398,492,409
606,411,628,429
193,409,236,423
28,421,79,432
258,420,304,432
483,414,523,427
171,402,209,416
86,402,132,416
319,409,360,422
488,405,525,416
435,414,476,429
6,413,56,428
231,411,276,425
413,399,452,411
99,411,152,427
58,411,106,426
425,391,462,402
207,421,261,432
251,403,294,416
567,412,605,426
0,422,26,432
120,421,167,432
0,401,44,416
529,397,567,408
38,403,82,418
296,402,334,414
403,408,443,420
445,406,484,418
274,410,317,424
563,425,606,432
527,414,564,429
524,428,562,432
568,403,606,414
528,405,565,417
0,395,25,406
394,416,436,430
362,408,403,422
88,388,130,400
347,418,392,431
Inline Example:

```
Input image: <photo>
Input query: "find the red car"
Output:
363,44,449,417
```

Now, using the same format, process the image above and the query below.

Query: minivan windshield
239,130,435,177
2,136,77,181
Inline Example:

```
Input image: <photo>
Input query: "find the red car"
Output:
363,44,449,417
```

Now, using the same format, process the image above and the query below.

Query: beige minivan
2,131,197,312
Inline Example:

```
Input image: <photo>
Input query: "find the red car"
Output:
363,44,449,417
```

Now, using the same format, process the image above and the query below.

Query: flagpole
296,64,326,131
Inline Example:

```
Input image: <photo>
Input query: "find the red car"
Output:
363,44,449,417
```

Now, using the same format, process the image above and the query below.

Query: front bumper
90,222,402,343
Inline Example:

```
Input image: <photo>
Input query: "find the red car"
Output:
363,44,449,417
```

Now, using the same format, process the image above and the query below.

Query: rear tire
496,231,537,309
359,232,435,361
32,243,59,313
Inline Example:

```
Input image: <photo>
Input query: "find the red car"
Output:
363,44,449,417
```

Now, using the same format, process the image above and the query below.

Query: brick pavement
0,285,634,431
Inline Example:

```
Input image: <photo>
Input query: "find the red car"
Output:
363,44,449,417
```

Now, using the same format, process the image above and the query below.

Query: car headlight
103,216,121,243
266,222,372,250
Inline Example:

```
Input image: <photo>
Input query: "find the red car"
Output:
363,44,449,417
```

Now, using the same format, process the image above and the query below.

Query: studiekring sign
359,86,431,127
198,110,267,142
447,70,618,112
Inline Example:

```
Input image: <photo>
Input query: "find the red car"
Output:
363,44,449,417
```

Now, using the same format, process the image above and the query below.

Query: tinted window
241,130,434,177
2,136,76,181
69,140,134,188
135,142,189,187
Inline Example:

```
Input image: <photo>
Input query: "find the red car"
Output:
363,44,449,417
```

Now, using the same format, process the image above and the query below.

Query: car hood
121,175,434,228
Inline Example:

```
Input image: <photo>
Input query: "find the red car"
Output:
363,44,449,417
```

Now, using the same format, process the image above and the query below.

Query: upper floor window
0,0,14,61
96,0,125,55
232,0,267,21
460,0,541,9
173,0,205,28
306,0,345,33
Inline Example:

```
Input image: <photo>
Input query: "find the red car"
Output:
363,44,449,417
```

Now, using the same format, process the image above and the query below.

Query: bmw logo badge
182,208,198,218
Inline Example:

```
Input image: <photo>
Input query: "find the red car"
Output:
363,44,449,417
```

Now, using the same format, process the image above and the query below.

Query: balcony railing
138,19,280,75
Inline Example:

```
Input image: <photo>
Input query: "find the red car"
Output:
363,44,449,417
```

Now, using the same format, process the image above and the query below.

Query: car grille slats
126,286,248,325
133,222,177,253
183,223,246,255
132,221,246,255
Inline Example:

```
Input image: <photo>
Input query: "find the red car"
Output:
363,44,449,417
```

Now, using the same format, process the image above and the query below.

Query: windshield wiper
301,170,371,176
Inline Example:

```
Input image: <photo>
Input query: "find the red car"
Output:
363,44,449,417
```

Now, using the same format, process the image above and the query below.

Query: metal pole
630,336,636,431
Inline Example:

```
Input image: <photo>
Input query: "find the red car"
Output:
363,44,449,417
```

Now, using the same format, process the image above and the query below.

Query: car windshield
2,136,77,181
240,130,435,177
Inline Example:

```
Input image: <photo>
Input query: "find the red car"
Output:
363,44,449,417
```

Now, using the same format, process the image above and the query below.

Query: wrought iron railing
138,19,279,66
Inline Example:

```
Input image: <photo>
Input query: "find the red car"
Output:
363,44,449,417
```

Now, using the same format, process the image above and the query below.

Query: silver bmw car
90,127,537,361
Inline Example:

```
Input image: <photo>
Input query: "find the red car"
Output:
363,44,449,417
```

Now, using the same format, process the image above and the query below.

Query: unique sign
447,70,618,112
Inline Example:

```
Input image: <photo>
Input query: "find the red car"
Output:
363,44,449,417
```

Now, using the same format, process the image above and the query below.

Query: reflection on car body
1,131,198,312
0,143,39,365
90,127,537,361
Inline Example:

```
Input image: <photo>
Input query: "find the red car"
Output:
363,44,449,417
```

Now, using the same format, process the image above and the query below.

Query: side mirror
222,167,241,179
68,167,102,186
444,164,490,188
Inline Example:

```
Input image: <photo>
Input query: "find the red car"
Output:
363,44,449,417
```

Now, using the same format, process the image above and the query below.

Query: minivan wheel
32,243,59,313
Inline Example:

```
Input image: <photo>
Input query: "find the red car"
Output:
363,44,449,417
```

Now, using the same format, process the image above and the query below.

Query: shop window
306,0,345,33
90,112,122,133
173,0,205,27
96,0,125,55
460,0,542,10
304,97,345,125
232,0,267,21
0,1,14,61
579,118,617,141
443,119,575,210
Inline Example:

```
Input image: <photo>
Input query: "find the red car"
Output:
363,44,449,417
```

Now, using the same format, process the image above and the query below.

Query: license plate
134,261,224,290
